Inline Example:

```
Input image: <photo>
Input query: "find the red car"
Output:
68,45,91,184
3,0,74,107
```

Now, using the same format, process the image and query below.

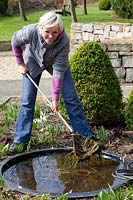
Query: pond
1,148,128,199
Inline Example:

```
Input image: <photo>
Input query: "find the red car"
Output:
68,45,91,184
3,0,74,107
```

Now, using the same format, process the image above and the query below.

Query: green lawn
0,3,133,41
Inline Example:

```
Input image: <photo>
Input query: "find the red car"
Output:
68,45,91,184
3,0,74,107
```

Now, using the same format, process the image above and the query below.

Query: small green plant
4,115,11,128
0,126,6,134
14,143,25,153
47,126,56,145
57,194,69,200
22,193,31,200
98,126,106,142
125,88,133,130
37,132,46,144
0,175,6,188
99,0,111,10
39,193,51,200
57,126,62,137
0,144,4,152
26,140,32,151
0,103,7,111
6,105,18,120
32,120,38,130
4,105,18,127
98,190,109,200
33,111,48,131
1,143,9,155
34,102,41,118
98,186,133,200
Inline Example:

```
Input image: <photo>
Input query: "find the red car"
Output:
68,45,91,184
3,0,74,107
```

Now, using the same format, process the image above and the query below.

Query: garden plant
98,0,111,10
111,0,133,19
60,41,123,126
125,88,133,130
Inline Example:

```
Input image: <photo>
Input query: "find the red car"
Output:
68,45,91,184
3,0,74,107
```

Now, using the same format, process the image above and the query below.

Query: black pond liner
0,147,130,199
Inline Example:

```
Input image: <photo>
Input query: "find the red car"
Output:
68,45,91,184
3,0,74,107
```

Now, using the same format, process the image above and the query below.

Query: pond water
3,151,126,196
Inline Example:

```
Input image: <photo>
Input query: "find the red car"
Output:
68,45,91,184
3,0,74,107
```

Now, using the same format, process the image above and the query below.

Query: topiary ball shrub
68,41,123,126
125,89,133,130
99,0,111,10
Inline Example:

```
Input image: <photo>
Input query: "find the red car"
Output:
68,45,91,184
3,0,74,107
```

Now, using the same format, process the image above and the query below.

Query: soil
0,97,133,200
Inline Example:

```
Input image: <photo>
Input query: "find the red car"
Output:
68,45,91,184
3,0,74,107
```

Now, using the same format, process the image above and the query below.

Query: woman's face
41,25,59,44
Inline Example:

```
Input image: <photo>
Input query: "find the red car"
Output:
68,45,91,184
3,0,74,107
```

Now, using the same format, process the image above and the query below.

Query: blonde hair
38,11,64,34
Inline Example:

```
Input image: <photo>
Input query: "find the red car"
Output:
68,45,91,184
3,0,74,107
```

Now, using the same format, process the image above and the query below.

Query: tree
70,0,77,22
83,0,87,15
55,0,77,21
18,0,27,21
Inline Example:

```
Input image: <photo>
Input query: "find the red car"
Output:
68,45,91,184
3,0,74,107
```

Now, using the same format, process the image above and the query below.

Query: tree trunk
70,0,77,22
83,0,87,15
18,0,27,21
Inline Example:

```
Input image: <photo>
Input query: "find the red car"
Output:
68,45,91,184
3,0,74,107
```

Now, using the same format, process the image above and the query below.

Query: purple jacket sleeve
12,46,24,64
52,77,62,101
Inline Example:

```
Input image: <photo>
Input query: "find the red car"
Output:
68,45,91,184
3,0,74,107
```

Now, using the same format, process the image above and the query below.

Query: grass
0,3,133,41
76,5,133,23
98,186,133,200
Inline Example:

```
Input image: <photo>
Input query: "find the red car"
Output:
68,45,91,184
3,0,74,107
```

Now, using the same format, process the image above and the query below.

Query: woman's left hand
52,101,59,112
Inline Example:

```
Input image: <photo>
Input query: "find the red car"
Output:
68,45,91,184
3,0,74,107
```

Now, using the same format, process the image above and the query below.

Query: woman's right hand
52,100,59,112
18,63,28,75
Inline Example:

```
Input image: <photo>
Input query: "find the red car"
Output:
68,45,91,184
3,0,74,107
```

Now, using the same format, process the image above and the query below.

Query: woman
10,11,93,153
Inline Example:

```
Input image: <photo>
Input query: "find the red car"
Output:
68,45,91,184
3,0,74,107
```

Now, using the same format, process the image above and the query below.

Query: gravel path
0,51,52,103
0,51,51,80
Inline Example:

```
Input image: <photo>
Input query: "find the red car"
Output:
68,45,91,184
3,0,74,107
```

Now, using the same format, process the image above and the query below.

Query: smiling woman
9,10,94,153
38,11,64,44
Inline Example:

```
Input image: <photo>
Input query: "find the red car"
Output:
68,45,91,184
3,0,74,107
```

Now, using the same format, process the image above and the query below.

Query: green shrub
125,89,133,130
99,0,111,10
66,41,123,126
111,0,133,19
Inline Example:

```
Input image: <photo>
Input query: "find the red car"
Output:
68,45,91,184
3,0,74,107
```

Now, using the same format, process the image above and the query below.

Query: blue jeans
14,68,93,144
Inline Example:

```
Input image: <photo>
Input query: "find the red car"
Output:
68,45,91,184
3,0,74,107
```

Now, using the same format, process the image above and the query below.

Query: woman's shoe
9,143,27,154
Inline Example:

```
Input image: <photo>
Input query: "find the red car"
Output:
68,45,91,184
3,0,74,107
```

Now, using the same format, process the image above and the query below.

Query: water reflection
16,160,36,190
33,156,65,193
3,152,125,195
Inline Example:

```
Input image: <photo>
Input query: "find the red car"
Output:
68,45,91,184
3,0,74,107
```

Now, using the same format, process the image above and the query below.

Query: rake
26,73,73,132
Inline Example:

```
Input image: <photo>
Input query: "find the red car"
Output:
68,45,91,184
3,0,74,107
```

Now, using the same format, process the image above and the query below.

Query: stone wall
70,22,133,85
102,38,133,84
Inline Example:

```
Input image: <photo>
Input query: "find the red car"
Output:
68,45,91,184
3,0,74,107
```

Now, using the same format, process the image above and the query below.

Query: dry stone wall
70,22,133,85
102,39,133,84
